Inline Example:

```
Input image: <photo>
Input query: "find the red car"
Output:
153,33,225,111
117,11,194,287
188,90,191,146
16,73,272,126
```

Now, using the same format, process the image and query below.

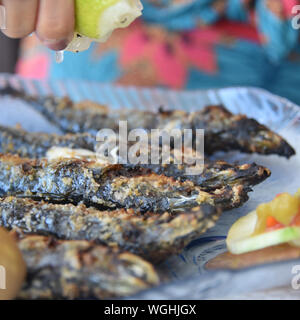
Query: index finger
36,0,75,51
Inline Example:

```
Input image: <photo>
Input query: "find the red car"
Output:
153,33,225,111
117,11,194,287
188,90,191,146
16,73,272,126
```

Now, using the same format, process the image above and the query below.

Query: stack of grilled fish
0,87,295,299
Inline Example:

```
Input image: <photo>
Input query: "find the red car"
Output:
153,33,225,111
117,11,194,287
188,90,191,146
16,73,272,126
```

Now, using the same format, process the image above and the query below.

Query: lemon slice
67,0,143,52
226,210,300,254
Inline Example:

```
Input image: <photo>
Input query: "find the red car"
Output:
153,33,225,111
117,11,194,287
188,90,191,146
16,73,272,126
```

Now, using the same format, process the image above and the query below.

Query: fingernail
0,5,6,30
43,39,70,51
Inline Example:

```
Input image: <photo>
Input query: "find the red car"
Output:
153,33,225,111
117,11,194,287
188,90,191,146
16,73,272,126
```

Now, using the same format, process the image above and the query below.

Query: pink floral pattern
17,0,300,92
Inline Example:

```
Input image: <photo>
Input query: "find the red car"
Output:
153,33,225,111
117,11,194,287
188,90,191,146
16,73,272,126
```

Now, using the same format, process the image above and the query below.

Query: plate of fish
0,73,299,299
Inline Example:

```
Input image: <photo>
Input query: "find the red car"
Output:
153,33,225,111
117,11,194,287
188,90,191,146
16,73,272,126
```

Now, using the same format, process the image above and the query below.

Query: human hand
0,0,74,50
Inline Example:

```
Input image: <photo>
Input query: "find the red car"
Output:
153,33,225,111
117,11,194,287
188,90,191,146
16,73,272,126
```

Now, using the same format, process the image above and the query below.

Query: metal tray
1,73,300,299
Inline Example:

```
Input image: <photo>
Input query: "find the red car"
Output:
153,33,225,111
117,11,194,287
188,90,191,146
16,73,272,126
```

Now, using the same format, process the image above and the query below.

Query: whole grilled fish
0,154,254,212
0,197,220,262
46,146,270,191
0,125,271,191
0,86,294,157
10,230,160,299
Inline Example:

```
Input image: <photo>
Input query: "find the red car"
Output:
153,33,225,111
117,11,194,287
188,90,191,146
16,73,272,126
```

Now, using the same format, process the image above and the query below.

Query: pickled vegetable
227,189,300,254
255,193,300,234
227,223,300,254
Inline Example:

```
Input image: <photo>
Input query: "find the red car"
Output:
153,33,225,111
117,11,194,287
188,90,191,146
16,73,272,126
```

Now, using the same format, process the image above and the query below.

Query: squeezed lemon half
66,0,143,52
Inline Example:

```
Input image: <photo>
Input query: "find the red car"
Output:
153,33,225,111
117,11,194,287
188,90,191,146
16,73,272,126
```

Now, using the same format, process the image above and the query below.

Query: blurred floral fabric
17,0,300,104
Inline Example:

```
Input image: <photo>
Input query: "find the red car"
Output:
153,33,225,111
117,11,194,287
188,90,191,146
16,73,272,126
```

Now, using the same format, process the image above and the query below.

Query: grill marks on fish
0,125,271,191
0,154,254,212
0,86,294,158
10,230,160,299
0,197,221,262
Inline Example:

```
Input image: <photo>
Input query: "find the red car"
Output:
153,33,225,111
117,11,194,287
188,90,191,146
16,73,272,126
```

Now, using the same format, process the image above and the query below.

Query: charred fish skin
142,161,271,191
0,154,253,213
35,101,297,158
0,125,97,158
0,125,271,190
10,231,160,300
97,164,252,212
193,106,295,158
0,86,294,158
0,153,110,207
0,197,221,262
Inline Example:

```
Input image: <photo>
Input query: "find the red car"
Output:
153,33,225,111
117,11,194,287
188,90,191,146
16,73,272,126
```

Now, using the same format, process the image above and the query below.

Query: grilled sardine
0,125,271,191
0,197,220,262
0,86,294,157
0,154,255,212
10,230,159,299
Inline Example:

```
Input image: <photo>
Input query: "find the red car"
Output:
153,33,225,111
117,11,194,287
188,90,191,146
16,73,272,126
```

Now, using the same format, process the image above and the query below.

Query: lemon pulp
75,0,119,39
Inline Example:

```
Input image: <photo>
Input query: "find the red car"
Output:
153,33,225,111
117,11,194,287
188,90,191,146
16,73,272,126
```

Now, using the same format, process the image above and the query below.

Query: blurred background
0,0,300,105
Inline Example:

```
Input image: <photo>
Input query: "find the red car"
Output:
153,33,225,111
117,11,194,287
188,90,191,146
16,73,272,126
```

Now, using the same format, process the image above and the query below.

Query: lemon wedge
66,0,143,52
